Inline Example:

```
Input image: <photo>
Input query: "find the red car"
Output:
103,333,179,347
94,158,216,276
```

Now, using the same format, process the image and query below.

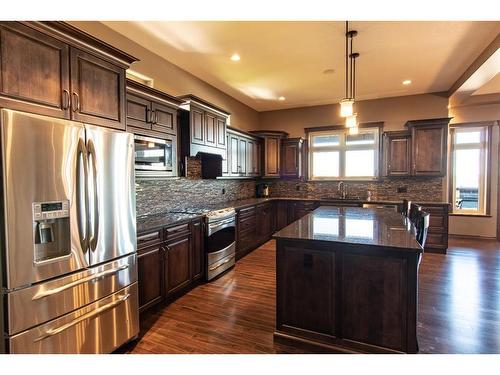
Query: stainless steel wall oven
134,134,176,177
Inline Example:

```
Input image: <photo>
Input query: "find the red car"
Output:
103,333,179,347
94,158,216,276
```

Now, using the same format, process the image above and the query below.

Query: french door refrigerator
0,109,139,353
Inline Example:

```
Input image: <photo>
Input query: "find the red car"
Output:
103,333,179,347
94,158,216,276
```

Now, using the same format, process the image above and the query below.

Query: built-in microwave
134,134,176,177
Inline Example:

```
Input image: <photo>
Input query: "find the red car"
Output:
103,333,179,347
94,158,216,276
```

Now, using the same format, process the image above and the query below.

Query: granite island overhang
273,206,423,354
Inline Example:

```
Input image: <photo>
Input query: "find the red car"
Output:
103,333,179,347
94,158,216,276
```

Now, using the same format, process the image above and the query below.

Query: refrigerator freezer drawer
8,282,139,354
7,254,137,335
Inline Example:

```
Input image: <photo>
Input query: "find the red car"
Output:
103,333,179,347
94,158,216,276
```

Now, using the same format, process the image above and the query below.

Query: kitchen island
273,206,423,353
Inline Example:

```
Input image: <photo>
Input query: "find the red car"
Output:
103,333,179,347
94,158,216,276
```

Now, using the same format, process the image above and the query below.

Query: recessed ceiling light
323,69,335,75
402,80,412,85
230,53,240,62
278,96,286,101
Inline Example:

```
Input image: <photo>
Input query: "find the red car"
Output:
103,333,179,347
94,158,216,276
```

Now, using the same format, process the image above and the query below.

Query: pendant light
340,21,360,134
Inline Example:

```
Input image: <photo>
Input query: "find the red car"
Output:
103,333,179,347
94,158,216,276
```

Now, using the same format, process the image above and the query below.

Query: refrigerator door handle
32,293,130,343
31,264,129,301
87,139,99,252
76,138,89,251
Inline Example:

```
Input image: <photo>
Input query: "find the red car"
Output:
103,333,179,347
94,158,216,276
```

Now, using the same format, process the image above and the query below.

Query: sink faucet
338,181,347,199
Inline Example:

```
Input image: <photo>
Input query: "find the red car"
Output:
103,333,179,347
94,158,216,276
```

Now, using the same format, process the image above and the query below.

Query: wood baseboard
449,234,497,241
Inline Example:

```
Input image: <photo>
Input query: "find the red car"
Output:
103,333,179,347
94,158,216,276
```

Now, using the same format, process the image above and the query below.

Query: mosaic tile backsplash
266,178,444,202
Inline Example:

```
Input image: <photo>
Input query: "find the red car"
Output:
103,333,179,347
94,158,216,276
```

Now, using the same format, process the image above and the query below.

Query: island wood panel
0,22,70,118
341,253,407,351
277,245,336,337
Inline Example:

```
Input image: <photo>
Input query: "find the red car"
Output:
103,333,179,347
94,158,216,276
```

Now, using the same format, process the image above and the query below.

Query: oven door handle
208,219,235,235
208,255,235,272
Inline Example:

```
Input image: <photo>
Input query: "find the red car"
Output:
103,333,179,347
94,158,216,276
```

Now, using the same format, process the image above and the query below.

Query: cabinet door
246,140,255,176
205,111,217,147
191,219,204,281
265,136,281,177
230,134,240,175
222,133,230,175
165,235,191,295
412,126,447,176
385,135,411,176
257,203,274,241
152,101,177,135
216,117,226,149
126,93,151,130
254,142,261,176
137,246,164,312
239,138,247,175
282,142,299,177
191,106,205,145
275,201,289,231
70,48,125,130
0,22,70,118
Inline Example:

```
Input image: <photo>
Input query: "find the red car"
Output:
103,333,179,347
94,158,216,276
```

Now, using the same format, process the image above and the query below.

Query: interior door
85,124,136,266
0,109,88,289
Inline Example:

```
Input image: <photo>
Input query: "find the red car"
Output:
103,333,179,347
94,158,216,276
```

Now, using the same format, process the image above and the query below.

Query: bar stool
409,203,422,224
401,199,411,217
415,211,430,248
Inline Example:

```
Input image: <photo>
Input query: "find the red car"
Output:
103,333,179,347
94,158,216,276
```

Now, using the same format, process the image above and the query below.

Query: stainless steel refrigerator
0,109,139,353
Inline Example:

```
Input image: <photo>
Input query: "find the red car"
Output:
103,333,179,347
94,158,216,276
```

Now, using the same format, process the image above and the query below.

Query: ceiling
103,21,500,112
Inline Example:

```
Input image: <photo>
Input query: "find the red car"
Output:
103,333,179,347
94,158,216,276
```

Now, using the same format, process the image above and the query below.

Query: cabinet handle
150,110,156,124
146,109,151,123
155,111,159,124
62,90,70,110
72,92,80,112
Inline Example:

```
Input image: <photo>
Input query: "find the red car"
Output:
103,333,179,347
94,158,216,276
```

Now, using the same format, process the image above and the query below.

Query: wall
68,21,259,132
258,93,449,136
448,101,500,238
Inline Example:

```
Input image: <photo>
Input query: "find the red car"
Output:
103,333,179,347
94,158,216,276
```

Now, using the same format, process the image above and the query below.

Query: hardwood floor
122,237,500,354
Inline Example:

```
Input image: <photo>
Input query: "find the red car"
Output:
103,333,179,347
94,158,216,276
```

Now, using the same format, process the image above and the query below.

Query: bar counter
273,206,422,353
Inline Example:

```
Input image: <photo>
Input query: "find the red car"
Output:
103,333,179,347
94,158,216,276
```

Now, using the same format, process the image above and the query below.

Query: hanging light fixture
340,21,360,134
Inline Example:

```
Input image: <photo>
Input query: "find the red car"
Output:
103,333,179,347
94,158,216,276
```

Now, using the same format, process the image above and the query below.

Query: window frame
448,123,492,216
306,123,382,181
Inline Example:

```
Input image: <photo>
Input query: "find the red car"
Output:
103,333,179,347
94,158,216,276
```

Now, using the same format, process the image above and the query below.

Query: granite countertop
136,212,203,233
273,206,422,252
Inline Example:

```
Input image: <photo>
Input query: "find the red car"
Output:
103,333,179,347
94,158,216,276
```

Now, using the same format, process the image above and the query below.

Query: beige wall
68,21,259,131
258,93,449,136
448,102,500,238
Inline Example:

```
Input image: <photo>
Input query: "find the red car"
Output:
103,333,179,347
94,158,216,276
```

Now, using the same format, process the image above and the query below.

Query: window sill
449,213,492,218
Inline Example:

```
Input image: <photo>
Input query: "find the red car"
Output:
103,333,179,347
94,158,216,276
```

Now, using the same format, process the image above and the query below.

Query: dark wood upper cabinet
216,117,226,148
205,111,217,147
0,22,70,118
70,48,125,129
250,130,288,178
190,106,205,145
224,127,262,178
0,22,137,129
383,131,411,177
152,101,177,135
281,137,304,178
406,118,451,177
126,79,181,138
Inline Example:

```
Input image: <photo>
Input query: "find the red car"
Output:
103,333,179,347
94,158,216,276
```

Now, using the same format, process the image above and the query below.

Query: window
308,127,379,180
450,126,490,215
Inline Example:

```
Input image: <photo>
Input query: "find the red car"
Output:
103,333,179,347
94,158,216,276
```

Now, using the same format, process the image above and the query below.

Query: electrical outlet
296,185,301,191
222,188,226,195
397,186,408,193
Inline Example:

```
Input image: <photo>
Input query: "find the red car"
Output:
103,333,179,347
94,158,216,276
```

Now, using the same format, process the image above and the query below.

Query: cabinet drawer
165,223,190,242
137,230,162,249
428,214,446,230
238,206,256,219
239,216,256,231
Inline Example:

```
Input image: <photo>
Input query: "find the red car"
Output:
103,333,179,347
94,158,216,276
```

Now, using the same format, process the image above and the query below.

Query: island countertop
273,205,422,252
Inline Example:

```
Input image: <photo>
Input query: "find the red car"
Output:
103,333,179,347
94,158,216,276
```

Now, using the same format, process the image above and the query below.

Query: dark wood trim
449,213,493,218
177,94,230,116
449,121,497,129
447,33,500,97
20,21,138,68
249,130,289,138
405,117,453,128
126,79,182,108
304,121,384,134
227,125,262,141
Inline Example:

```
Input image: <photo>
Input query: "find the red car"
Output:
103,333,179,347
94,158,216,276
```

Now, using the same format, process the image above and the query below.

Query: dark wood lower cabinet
275,200,289,231
191,219,204,281
137,245,164,313
165,234,191,296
